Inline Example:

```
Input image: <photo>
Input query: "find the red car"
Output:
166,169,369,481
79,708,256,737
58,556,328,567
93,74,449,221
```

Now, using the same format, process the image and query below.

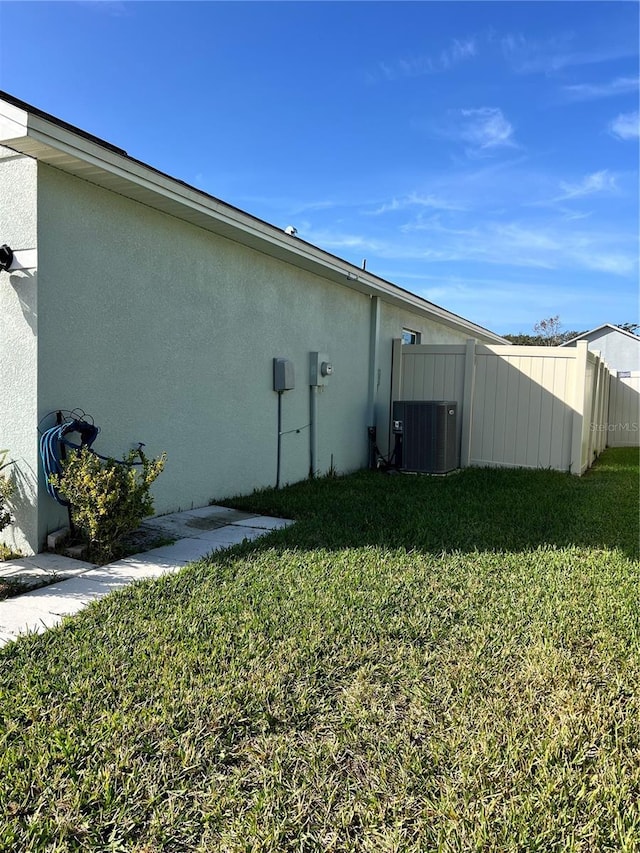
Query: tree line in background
502,317,640,346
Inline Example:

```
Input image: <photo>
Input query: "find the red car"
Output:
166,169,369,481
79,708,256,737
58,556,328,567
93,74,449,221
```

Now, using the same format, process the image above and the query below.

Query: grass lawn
0,448,638,852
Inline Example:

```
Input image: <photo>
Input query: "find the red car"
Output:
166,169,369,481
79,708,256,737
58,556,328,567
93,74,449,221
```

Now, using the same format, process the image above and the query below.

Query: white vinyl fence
390,339,633,475
607,372,640,447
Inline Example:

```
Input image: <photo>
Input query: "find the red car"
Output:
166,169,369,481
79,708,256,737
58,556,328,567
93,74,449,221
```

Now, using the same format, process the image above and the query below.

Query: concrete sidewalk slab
83,562,175,589
0,602,61,637
0,505,293,649
231,516,293,531
141,506,258,538
2,553,96,573
15,575,114,613
186,526,266,546
140,537,232,563
0,552,96,590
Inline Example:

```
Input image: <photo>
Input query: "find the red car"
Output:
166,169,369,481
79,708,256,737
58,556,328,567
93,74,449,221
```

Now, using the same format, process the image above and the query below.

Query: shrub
0,450,14,534
50,446,166,562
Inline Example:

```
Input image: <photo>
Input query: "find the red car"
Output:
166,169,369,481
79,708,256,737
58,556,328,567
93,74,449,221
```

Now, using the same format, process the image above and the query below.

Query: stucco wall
36,165,378,544
2,161,496,551
0,149,38,554
567,329,640,373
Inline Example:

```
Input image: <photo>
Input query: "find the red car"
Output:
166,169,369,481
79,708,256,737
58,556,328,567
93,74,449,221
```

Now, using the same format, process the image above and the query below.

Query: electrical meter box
310,352,332,386
273,358,295,391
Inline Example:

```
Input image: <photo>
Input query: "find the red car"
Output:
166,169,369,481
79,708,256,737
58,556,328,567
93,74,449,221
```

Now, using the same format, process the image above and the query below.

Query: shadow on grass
221,447,640,560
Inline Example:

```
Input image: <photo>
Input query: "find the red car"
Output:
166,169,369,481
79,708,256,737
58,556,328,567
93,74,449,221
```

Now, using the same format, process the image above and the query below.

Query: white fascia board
561,324,640,346
560,325,605,345
0,99,29,142
0,97,506,344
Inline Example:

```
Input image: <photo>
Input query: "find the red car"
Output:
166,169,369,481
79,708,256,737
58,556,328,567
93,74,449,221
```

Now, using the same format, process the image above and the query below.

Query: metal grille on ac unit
392,401,459,474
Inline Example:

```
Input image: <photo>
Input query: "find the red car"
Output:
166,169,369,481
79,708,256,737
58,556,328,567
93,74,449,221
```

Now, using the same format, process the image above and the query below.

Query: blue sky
0,1,638,335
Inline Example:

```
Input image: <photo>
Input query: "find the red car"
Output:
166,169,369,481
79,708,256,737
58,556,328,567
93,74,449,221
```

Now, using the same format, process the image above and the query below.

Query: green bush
0,450,14,534
50,446,166,562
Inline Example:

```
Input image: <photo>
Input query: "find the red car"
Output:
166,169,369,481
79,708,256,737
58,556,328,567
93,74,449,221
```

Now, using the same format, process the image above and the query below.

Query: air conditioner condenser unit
392,400,459,474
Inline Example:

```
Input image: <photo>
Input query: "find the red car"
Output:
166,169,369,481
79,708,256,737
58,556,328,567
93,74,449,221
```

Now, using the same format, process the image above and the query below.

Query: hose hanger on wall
0,244,37,273
38,409,147,506
0,245,14,272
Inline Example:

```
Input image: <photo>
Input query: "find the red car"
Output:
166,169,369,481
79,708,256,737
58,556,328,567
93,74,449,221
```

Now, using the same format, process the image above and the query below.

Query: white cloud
381,217,637,276
267,160,635,286
372,36,477,81
558,207,593,222
556,170,618,200
420,278,578,311
457,107,516,152
373,270,631,335
562,76,639,100
501,32,636,75
303,228,384,253
366,192,465,216
290,200,336,215
609,111,640,141
443,38,477,68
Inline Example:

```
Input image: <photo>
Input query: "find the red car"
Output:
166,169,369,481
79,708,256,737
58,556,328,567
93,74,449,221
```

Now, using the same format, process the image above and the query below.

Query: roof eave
561,323,640,346
0,93,507,344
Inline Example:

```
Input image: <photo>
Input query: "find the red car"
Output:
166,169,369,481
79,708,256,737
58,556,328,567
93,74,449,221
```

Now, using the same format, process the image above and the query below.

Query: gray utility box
392,401,459,474
273,358,295,391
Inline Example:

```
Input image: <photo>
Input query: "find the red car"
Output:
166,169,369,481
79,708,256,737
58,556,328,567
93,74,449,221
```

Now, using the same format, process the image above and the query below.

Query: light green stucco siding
5,160,494,552
36,165,374,544
0,149,38,554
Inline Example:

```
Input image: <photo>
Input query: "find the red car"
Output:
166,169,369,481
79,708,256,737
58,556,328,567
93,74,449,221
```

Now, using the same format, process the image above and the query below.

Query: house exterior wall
13,164,479,551
566,329,640,373
0,150,38,554
35,165,375,545
0,145,503,555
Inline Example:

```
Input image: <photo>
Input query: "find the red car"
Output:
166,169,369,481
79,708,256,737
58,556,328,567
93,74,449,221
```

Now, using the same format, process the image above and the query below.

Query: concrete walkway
0,505,292,648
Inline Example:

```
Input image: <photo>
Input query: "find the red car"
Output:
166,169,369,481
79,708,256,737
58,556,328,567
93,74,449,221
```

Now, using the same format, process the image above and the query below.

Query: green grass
0,448,638,852
221,447,639,559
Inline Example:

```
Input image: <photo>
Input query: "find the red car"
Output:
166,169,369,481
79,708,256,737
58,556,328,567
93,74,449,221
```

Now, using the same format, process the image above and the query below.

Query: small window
402,328,421,345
